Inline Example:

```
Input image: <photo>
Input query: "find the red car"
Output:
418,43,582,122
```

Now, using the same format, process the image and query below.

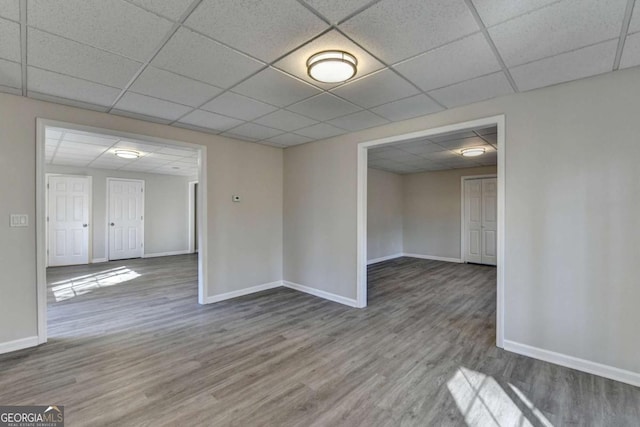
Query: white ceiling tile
253,109,318,132
370,94,444,122
620,32,640,69
226,123,283,140
435,137,492,150
0,17,20,62
471,0,558,27
303,0,373,24
427,130,478,143
27,67,121,106
153,28,265,88
629,2,640,34
294,123,346,139
332,69,419,108
219,132,259,142
63,132,118,145
286,93,361,121
114,92,192,121
145,152,183,161
0,57,21,89
428,72,513,108
111,109,172,124
128,0,193,20
52,157,91,167
265,133,313,146
201,92,278,121
511,40,617,92
27,0,174,61
27,29,141,88
184,0,327,62
57,141,108,153
178,109,244,132
395,141,446,155
339,0,479,63
129,66,222,107
113,141,161,154
0,0,19,21
474,126,497,136
479,133,497,146
420,150,460,161
155,146,197,157
327,110,389,131
0,84,20,95
273,29,385,90
489,0,627,67
394,33,501,92
232,67,320,107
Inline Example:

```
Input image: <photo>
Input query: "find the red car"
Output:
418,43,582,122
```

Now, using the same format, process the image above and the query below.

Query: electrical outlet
10,214,28,227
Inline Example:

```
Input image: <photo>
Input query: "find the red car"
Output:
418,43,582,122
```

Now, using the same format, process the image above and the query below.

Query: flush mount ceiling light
114,149,140,159
461,147,486,157
307,50,357,83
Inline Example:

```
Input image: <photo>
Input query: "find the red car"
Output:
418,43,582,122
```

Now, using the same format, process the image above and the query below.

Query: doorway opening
36,119,208,345
357,115,505,347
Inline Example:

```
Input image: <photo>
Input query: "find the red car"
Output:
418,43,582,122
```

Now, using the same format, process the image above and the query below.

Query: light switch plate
10,214,28,227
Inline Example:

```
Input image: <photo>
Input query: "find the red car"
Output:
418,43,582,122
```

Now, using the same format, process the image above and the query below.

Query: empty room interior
1,0,639,425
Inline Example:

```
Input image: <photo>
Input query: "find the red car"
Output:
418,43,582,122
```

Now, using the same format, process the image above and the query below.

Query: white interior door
108,179,144,260
464,177,497,266
48,175,90,266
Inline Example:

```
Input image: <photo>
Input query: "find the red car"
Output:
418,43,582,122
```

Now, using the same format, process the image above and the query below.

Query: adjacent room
1,0,640,425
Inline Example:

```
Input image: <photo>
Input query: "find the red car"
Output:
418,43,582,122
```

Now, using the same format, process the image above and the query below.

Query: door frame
45,173,93,267
106,177,145,260
357,114,506,348
188,180,198,254
36,118,209,345
460,174,497,264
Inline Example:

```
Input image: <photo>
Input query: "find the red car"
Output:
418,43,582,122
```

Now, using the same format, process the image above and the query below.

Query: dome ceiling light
460,147,486,157
114,149,140,159
307,50,358,83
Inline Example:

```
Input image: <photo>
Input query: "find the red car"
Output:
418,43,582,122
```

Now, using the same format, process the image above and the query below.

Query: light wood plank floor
0,255,638,426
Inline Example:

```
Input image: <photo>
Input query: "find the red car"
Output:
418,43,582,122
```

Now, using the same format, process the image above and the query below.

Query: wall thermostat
232,195,241,202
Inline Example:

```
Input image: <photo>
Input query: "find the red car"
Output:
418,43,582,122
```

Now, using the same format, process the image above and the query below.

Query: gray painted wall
0,93,283,345
403,166,497,259
367,168,403,261
283,66,640,375
45,165,191,259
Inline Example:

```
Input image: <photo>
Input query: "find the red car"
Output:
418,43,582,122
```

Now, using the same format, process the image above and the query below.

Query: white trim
0,336,39,355
204,281,282,304
357,114,506,348
143,250,191,258
504,340,640,388
36,118,209,343
367,253,403,265
106,177,145,260
403,253,463,263
188,180,198,254
283,281,359,308
460,174,497,264
91,258,108,263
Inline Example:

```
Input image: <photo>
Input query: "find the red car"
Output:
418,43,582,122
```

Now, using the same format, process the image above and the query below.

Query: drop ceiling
369,125,497,174
1,0,638,147
45,128,199,177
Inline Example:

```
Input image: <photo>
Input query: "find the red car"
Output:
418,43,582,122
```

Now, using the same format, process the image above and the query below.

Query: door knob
110,222,115,226
83,224,88,228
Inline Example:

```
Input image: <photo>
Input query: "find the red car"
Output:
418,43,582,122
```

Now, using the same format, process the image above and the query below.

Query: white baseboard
203,281,282,304
503,340,640,388
143,250,190,259
283,281,359,308
402,253,463,263
367,253,403,265
0,336,39,355
91,257,108,263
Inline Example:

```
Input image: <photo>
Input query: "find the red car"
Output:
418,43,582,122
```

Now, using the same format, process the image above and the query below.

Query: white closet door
108,179,144,260
464,177,497,266
48,175,90,266
481,178,497,266
464,179,483,264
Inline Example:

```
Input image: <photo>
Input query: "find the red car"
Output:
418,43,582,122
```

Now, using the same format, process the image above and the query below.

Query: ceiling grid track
19,0,27,96
614,0,637,70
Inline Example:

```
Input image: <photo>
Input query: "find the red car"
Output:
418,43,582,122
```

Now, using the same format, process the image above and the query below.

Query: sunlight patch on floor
50,266,140,302
447,366,553,427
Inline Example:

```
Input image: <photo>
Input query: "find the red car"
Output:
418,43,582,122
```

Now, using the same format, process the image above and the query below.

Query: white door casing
48,175,90,266
108,179,144,260
463,177,497,266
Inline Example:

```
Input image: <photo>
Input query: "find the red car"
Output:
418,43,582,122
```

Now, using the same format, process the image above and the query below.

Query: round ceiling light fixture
461,147,486,157
307,50,357,83
114,149,140,159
